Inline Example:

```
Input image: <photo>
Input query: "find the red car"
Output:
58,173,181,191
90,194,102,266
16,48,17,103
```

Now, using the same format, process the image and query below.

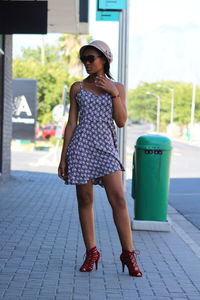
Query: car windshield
43,126,56,129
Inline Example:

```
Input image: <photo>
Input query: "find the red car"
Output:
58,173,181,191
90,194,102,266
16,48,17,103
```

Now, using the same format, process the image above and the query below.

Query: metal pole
191,82,196,125
54,85,68,162
156,95,160,132
117,0,129,186
190,82,196,140
157,84,174,125
62,85,67,110
146,92,160,133
170,88,174,124
41,35,45,65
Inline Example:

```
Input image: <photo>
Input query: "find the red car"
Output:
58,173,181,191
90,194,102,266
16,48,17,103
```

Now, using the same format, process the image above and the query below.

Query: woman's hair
95,49,113,79
104,60,113,80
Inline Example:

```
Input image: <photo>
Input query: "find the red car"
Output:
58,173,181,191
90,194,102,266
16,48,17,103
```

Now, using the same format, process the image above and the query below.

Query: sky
131,0,200,34
13,0,200,88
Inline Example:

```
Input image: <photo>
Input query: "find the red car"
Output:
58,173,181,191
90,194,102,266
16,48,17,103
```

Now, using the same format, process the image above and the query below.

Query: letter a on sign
14,95,32,116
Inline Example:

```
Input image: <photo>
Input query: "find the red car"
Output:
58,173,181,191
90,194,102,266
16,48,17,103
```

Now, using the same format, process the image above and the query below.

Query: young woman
58,40,142,277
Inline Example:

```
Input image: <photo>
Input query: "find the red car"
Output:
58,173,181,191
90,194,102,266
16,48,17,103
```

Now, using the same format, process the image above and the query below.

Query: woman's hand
58,160,68,181
95,75,119,97
95,76,127,127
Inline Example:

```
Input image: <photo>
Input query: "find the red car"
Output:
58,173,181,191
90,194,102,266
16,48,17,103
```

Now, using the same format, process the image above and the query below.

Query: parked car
41,124,57,140
41,123,65,140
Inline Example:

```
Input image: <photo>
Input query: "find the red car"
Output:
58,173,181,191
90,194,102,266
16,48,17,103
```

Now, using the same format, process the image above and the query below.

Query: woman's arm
58,82,79,179
111,82,127,128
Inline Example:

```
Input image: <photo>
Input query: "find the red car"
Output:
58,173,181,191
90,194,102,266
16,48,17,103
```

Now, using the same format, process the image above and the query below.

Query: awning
0,0,89,34
48,0,88,34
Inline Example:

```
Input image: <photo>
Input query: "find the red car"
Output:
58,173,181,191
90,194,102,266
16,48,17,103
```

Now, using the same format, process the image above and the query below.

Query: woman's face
81,48,106,75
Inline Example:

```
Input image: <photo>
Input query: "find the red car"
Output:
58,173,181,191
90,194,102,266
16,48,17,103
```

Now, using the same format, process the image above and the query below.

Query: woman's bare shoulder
70,81,82,96
113,81,124,87
113,81,125,92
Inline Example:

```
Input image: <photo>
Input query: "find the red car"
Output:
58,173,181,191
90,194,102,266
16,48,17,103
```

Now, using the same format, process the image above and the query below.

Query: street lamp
146,92,161,132
157,84,174,124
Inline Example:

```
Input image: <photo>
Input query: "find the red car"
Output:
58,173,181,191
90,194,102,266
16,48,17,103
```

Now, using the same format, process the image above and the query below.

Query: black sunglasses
80,55,101,64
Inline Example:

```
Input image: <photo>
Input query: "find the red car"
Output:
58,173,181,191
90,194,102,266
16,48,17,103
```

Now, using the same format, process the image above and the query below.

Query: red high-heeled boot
120,249,142,277
80,246,100,272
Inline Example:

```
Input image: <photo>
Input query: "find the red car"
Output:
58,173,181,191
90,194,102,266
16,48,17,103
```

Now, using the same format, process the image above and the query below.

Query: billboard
12,79,37,140
0,1,47,34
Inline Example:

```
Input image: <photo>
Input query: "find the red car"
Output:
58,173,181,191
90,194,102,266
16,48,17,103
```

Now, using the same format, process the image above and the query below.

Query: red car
41,124,57,140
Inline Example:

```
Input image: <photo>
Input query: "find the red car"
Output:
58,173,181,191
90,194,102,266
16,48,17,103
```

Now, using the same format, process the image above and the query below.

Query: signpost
117,4,129,185
96,0,128,185
53,85,68,162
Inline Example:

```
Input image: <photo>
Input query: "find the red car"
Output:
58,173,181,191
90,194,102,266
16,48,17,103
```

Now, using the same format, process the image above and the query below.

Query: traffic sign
52,104,64,122
55,120,64,138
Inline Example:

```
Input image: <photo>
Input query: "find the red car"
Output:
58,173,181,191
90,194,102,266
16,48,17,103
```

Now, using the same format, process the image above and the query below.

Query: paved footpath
0,171,200,300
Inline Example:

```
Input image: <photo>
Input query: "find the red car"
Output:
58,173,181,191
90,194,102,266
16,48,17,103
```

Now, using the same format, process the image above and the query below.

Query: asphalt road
169,140,200,230
11,124,200,230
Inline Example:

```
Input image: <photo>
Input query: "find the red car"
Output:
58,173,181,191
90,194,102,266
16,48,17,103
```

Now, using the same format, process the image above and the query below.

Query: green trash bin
132,134,172,222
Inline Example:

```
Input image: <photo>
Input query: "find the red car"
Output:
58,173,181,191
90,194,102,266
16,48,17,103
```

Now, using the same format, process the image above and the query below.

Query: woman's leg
76,180,96,250
101,170,133,251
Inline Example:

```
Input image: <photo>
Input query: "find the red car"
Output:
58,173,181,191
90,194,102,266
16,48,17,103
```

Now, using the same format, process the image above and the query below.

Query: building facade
0,0,88,181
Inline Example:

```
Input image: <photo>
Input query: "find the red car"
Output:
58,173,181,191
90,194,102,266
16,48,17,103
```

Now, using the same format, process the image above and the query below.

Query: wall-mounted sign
96,0,126,21
98,0,126,10
12,79,37,140
96,10,120,21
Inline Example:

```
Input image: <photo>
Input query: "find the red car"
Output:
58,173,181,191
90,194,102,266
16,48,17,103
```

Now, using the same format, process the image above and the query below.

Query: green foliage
57,34,91,77
14,36,200,129
13,36,84,124
19,44,61,63
128,81,200,129
49,136,64,147
58,34,91,65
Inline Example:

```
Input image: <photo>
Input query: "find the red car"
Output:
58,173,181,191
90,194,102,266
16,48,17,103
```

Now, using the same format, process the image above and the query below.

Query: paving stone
0,171,200,300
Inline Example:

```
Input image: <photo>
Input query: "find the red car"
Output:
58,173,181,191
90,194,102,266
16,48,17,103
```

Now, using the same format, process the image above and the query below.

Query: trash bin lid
135,134,172,150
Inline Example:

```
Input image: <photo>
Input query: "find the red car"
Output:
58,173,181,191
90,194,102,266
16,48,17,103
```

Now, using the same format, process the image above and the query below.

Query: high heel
80,246,100,272
120,249,142,277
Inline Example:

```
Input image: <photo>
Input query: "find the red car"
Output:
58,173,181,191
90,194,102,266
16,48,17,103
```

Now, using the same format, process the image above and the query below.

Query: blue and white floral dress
65,82,125,187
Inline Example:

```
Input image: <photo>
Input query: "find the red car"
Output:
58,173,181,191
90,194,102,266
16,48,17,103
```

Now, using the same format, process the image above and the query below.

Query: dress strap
80,81,83,90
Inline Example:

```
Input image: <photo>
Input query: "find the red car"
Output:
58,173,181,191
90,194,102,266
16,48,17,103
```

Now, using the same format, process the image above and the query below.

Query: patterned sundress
65,82,125,188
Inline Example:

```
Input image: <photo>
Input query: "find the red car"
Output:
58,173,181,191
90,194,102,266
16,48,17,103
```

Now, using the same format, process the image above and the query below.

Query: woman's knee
109,192,127,210
102,171,126,209
76,184,93,208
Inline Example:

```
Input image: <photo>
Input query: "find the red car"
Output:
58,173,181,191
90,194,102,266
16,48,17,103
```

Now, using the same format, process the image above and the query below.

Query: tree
13,35,88,124
58,34,91,77
128,81,200,130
